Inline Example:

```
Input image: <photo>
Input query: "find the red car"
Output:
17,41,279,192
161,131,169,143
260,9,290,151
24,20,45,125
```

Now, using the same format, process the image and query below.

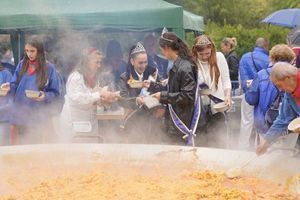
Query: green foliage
266,0,300,12
166,0,300,28
166,0,297,56
203,22,289,57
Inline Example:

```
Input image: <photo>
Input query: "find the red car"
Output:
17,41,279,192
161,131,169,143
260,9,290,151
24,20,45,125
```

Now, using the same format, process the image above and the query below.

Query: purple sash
168,82,224,146
168,81,201,146
199,83,224,104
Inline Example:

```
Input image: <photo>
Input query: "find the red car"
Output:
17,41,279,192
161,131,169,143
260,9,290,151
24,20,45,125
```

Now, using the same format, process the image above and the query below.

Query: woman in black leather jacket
152,31,197,144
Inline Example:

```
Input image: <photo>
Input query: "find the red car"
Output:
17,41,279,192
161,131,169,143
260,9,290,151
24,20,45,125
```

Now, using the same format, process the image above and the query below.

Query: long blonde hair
192,35,220,89
76,47,102,88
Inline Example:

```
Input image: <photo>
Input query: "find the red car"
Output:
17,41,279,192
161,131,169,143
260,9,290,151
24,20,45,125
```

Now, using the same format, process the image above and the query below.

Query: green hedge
186,21,289,58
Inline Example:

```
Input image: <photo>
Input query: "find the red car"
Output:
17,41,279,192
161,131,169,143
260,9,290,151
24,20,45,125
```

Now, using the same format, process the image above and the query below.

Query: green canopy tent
0,0,204,64
183,10,204,32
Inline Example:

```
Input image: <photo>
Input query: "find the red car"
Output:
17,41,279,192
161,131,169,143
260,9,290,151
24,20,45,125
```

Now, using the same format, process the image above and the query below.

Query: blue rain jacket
245,67,279,134
264,92,300,143
239,47,269,93
9,61,60,126
0,69,12,122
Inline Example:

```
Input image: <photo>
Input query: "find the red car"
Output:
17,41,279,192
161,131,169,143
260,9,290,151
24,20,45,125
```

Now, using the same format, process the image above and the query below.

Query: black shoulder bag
264,69,283,128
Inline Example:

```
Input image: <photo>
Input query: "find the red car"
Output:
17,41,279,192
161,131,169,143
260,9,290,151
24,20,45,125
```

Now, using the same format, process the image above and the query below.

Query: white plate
288,117,300,132
213,102,230,113
0,88,9,96
25,90,40,98
72,121,92,133
143,96,160,109
200,89,212,96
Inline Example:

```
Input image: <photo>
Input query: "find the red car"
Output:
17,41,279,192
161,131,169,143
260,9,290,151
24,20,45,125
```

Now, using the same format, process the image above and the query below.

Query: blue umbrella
262,8,300,28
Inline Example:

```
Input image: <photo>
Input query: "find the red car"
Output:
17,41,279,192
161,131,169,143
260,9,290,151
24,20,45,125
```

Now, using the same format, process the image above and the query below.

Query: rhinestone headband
131,42,146,55
160,27,173,43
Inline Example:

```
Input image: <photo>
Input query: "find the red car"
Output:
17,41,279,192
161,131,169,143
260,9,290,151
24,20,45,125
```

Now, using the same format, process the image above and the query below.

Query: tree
166,0,300,28
267,0,300,11
165,0,296,56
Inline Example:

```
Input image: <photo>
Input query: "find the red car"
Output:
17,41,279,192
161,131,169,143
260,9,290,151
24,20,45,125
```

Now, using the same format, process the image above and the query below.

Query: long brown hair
192,35,220,89
159,32,193,62
18,36,48,90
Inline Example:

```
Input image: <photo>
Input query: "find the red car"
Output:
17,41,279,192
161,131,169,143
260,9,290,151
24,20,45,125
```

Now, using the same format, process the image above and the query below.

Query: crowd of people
0,28,299,157
239,36,300,156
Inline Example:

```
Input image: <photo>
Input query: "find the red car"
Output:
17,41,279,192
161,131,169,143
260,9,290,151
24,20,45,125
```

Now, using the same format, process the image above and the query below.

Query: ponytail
222,37,237,50
231,37,237,48
159,32,193,62
176,37,192,61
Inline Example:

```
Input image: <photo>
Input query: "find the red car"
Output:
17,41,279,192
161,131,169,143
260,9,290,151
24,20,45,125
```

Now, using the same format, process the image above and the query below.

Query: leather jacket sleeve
117,73,139,109
160,64,196,106
227,55,239,80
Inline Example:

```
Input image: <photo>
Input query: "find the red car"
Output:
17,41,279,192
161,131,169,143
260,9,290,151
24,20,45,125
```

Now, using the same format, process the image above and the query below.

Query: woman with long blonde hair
192,35,232,147
60,47,118,141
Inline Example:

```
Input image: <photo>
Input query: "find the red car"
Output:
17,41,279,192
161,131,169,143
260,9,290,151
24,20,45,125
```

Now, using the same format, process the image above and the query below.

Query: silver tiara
195,35,212,46
160,27,173,43
131,42,146,55
162,27,168,35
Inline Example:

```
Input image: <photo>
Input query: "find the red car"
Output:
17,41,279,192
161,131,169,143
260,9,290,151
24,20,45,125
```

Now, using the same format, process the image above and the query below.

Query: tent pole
10,32,18,66
18,33,21,63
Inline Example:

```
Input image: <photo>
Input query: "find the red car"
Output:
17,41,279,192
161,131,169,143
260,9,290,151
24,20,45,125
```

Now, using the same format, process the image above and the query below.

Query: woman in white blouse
192,35,232,147
60,48,117,139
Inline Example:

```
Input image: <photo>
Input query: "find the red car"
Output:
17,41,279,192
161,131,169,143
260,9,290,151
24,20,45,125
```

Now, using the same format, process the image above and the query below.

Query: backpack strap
257,68,270,83
251,52,260,72
264,68,282,108
272,91,283,108
265,68,270,76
